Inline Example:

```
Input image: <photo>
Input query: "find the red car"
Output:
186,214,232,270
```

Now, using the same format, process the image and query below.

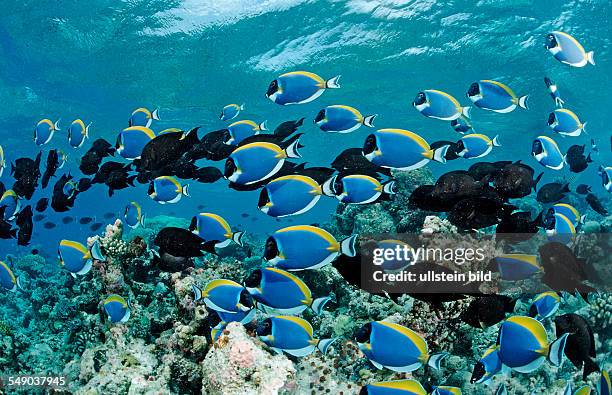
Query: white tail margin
259,121,268,131
317,338,338,354
492,135,502,147
587,51,595,66
240,103,245,110
321,176,337,197
54,119,61,131
182,184,191,197
285,139,302,159
428,352,449,370
340,234,357,257
151,108,160,120
518,95,529,110
581,122,588,135
90,239,107,261
382,180,396,194
548,332,569,367
432,145,449,163
232,231,244,246
311,296,332,315
462,106,471,118
363,114,377,128
325,75,341,89
192,285,203,302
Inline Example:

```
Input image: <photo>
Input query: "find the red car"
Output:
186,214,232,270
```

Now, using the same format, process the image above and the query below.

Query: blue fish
34,118,60,145
493,254,542,281
573,385,593,395
102,294,132,324
124,201,145,228
498,315,568,373
532,136,564,170
599,166,612,192
226,120,267,145
545,31,595,68
225,140,301,185
192,279,253,314
244,267,331,315
544,77,564,108
360,379,427,395
266,71,341,105
256,315,336,357
456,134,501,159
67,119,91,148
413,90,470,121
116,126,156,160
0,260,21,291
0,190,20,221
548,203,584,227
259,175,322,217
208,307,256,342
0,145,6,177
470,345,502,384
129,107,159,128
363,129,448,171
600,370,611,395
529,291,561,321
545,213,576,244
264,225,357,271
322,174,395,204
189,213,243,248
220,103,244,121
431,387,462,395
548,109,587,137
148,176,189,204
58,239,105,277
467,80,529,113
450,116,473,134
355,321,448,372
314,105,377,133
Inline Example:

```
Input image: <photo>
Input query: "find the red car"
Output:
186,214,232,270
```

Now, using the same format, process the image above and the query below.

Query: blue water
0,0,610,257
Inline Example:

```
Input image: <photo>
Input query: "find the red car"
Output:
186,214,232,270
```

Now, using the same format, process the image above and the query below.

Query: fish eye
531,140,543,155
467,82,480,97
266,80,279,97
547,112,556,125
413,92,427,106
263,237,278,261
363,134,377,155
224,158,237,178
354,322,372,343
545,34,557,48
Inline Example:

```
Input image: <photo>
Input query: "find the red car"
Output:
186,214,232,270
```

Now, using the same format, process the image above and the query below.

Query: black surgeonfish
537,182,570,203
51,174,79,212
0,207,17,239
41,149,61,188
460,295,517,328
565,144,592,173
331,148,391,177
585,193,608,216
79,138,115,175
554,313,599,380
489,161,543,199
11,152,42,199
15,205,33,246
154,227,217,258
447,197,515,230
137,127,200,171
539,242,596,300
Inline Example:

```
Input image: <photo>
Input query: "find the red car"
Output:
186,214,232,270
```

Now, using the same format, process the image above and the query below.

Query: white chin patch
228,172,239,182
534,152,546,161
364,152,376,161
268,92,279,102
549,46,561,55
260,206,270,214
414,102,429,111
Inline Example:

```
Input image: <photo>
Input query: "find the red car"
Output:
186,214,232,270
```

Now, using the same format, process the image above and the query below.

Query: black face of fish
263,237,279,261
544,77,553,87
354,323,372,343
545,33,557,49
257,188,270,209
256,318,273,336
266,80,279,97
239,289,254,308
413,92,427,106
467,83,480,98
147,182,155,196
314,109,326,124
532,140,543,156
224,158,237,179
470,361,486,383
544,209,556,229
244,270,262,288
333,177,344,195
547,112,556,126
363,134,377,156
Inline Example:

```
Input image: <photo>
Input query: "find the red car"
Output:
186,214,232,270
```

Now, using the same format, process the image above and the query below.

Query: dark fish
0,207,17,239
78,178,93,192
105,171,136,197
31,249,38,255
496,211,543,242
15,205,33,246
197,205,206,210
331,147,392,177
539,242,595,300
448,197,514,230
431,140,461,161
35,198,49,212
586,193,608,216
460,295,517,328
79,138,115,175
273,118,304,139
576,184,592,195
62,216,74,224
467,161,512,180
188,129,234,161
137,127,200,171
51,174,78,212
41,149,60,188
0,181,5,199
491,161,543,199
554,313,599,380
241,213,249,218
43,222,57,229
537,182,570,203
565,145,592,173
103,212,115,219
151,252,193,272
154,227,217,258
409,185,457,212
33,214,46,222
90,223,103,231
11,152,42,199
432,171,486,200
79,217,93,225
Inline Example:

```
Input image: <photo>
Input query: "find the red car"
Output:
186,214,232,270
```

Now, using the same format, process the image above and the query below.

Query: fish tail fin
580,214,587,224
317,338,338,354
182,184,190,197
311,296,333,315
259,120,268,131
240,103,245,110
362,114,377,128
16,275,24,291
586,153,593,163
90,239,107,261
151,108,160,121
533,172,544,191
432,145,449,164
556,97,565,108
321,176,336,197
232,231,244,246
86,122,92,138
583,358,600,380
547,332,569,367
582,121,589,135
518,95,529,110
427,352,449,370
492,135,502,147
382,180,396,195
285,138,302,159
340,234,358,257
140,213,146,228
192,284,203,302
461,106,471,118
325,75,341,89
54,119,61,131
587,51,595,66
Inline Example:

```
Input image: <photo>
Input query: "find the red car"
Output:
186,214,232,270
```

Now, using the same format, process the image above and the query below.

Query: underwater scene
0,0,611,394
